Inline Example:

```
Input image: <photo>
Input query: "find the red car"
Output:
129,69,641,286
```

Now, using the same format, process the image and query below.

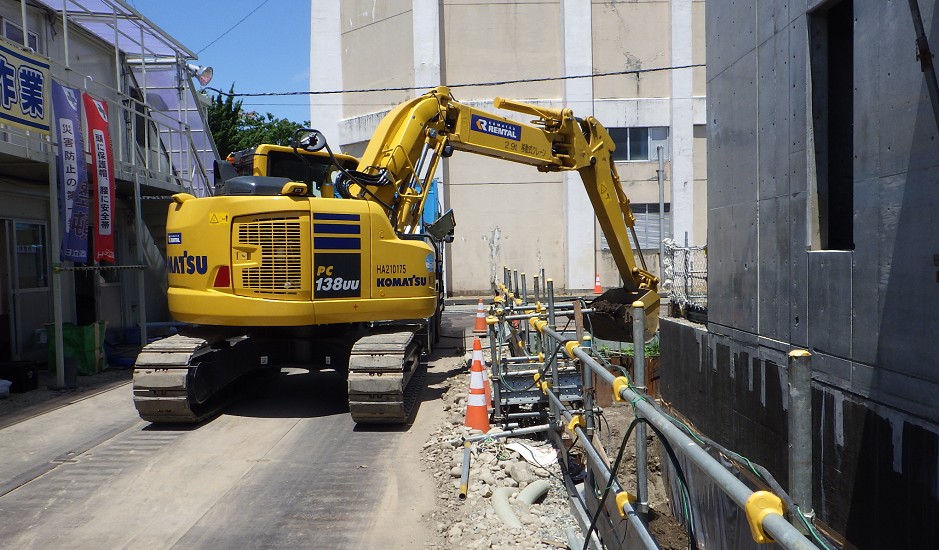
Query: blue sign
470,114,521,141
52,80,88,262
0,40,49,134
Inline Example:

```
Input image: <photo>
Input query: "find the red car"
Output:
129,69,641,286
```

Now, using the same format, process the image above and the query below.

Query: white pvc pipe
517,479,551,506
492,487,522,529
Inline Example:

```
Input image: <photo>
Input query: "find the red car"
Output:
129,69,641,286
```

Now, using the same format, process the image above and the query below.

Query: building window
15,222,47,288
608,127,669,162
2,20,39,52
600,203,671,251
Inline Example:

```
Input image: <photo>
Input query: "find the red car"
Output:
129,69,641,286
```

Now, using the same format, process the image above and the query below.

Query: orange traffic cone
472,299,488,335
594,273,602,294
465,360,491,432
471,338,492,410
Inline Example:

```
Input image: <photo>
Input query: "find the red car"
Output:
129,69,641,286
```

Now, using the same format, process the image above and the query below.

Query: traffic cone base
465,389,490,432
465,336,491,431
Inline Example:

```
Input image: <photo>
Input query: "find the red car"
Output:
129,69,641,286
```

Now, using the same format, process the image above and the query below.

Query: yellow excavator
132,86,659,424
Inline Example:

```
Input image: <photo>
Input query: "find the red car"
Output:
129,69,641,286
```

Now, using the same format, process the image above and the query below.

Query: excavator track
132,331,275,423
347,329,424,424
132,334,216,423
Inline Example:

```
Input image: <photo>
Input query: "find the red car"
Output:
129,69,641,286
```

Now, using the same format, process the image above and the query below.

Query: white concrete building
311,0,706,295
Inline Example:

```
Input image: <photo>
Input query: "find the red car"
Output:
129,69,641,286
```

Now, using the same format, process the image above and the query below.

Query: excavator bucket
585,288,660,343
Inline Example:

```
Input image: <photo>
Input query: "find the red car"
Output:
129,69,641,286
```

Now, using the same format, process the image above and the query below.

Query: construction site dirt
419,318,689,549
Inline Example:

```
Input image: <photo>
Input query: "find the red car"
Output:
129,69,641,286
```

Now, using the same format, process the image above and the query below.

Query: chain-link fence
662,239,707,316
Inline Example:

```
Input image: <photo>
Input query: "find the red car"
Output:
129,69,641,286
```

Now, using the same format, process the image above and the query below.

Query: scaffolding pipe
568,345,818,550
61,0,69,68
657,145,666,282
788,349,814,531
542,388,656,549
632,302,649,514
458,441,472,500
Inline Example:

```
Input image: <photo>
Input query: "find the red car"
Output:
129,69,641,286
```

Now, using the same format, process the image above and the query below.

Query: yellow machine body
166,194,436,326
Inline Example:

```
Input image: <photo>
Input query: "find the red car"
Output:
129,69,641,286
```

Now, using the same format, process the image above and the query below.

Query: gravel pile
421,354,586,550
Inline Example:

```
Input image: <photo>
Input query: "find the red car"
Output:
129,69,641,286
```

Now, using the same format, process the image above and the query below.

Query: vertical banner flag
82,92,115,264
52,81,89,262
0,40,50,133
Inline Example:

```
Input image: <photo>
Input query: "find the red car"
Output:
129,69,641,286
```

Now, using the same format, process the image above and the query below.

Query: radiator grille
238,217,303,295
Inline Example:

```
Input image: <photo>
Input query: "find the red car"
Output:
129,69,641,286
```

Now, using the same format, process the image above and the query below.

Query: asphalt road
0,308,474,549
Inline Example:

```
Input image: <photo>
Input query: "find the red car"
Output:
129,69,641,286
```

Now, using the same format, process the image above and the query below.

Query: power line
203,63,705,97
197,0,271,55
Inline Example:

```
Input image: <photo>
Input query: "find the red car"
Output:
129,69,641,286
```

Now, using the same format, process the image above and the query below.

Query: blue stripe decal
0,111,48,131
313,213,360,221
314,237,361,250
314,223,360,235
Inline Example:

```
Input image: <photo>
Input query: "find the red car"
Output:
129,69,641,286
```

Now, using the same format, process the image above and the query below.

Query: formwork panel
807,251,853,358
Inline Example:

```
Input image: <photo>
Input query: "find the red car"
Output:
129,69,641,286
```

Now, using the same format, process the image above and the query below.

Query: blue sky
136,0,312,123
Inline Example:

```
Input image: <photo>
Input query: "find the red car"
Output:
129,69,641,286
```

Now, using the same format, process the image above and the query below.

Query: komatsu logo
472,114,521,141
167,250,208,275
376,275,428,288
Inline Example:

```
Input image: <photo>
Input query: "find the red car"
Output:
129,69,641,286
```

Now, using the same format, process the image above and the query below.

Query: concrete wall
314,0,707,294
663,1,939,547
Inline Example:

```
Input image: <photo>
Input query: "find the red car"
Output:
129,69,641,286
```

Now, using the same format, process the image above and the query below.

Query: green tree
206,85,307,157
206,84,243,158
232,111,307,152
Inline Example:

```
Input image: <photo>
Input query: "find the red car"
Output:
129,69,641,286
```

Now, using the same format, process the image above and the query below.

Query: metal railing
0,56,213,197
662,238,707,315
461,266,823,550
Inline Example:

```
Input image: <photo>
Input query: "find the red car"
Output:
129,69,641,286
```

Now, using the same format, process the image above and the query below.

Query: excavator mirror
294,129,327,152
426,209,456,242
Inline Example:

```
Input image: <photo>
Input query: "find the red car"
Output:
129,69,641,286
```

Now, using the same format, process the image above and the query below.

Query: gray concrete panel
809,350,853,390
878,165,939,383
707,50,758,211
727,52,760,206
850,176,884,364
789,191,809,347
807,251,853,358
758,29,791,200
705,0,756,79
706,79,732,210
757,0,787,47
865,367,939,425
758,196,791,342
708,204,733,326
731,201,759,333
877,0,931,178
789,139,808,197
853,3,882,183
788,15,808,156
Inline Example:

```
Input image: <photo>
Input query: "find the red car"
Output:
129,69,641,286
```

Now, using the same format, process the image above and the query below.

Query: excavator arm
344,86,659,339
